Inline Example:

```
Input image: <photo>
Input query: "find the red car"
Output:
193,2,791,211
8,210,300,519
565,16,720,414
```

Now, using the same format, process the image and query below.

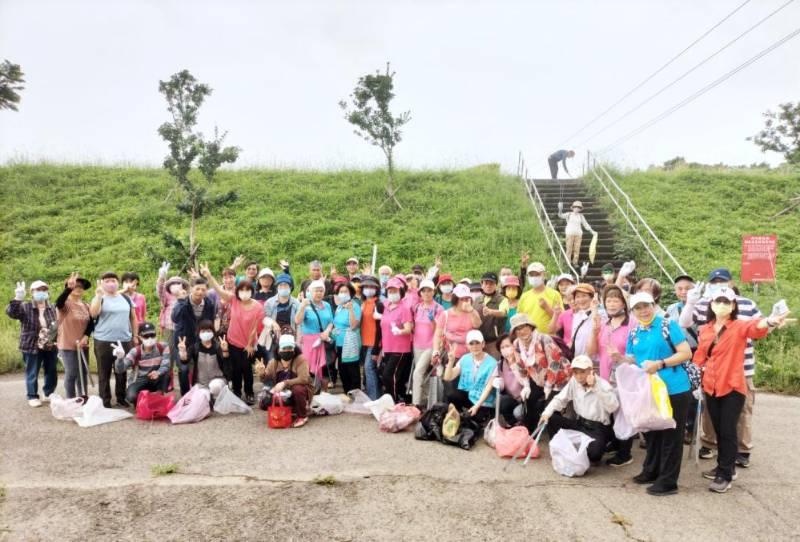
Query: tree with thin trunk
158,70,240,268
340,62,411,210
748,101,800,166
0,60,25,111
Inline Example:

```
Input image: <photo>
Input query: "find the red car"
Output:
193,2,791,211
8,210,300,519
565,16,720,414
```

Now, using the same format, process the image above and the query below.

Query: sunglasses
140,334,157,339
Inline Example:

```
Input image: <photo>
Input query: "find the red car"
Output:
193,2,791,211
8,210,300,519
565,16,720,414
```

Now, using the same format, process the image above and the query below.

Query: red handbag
135,390,176,421
267,394,292,429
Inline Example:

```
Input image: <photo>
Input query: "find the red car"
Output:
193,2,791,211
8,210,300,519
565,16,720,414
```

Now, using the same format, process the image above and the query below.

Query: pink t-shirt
380,302,413,353
435,309,476,360
598,318,631,381
494,358,524,399
412,301,444,350
227,298,265,349
131,292,146,327
403,288,420,311
557,308,573,342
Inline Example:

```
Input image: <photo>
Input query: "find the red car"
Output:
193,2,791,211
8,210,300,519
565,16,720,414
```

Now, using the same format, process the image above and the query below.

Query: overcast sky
1,0,798,175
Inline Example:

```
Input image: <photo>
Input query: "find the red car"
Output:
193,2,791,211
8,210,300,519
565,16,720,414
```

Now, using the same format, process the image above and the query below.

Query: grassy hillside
591,165,800,392
0,163,550,372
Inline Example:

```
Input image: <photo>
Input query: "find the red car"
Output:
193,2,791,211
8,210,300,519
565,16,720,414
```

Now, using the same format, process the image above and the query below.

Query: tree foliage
0,60,25,112
340,62,410,209
157,70,240,267
749,102,800,166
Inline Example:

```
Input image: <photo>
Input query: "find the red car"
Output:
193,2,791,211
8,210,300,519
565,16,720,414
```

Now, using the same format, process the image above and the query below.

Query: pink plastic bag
615,363,676,433
379,404,421,433
136,390,175,421
496,426,537,458
167,386,211,424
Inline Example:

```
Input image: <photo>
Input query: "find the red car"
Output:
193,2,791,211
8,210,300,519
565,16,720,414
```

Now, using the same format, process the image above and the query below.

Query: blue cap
275,273,294,289
707,268,732,282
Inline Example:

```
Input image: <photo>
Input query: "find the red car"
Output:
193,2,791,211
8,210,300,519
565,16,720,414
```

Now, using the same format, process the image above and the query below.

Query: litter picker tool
504,421,547,471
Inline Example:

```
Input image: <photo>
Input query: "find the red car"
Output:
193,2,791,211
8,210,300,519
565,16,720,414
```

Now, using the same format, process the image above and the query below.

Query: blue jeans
24,350,58,399
361,346,381,400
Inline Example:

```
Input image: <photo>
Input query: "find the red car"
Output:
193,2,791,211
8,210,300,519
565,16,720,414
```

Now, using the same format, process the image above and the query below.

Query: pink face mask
103,282,118,294
500,346,514,358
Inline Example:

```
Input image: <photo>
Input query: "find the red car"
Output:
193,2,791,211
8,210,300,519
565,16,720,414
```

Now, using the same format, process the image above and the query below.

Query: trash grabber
688,391,703,466
504,422,545,471
77,343,94,389
522,422,548,466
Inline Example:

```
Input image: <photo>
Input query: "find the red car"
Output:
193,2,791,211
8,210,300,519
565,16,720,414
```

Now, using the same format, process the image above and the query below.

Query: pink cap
386,277,405,290
453,284,471,299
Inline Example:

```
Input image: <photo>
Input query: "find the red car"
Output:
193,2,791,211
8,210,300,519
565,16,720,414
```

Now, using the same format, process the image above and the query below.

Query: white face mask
239,290,252,301
387,292,401,303
528,276,544,288
440,285,453,295
142,338,157,348
363,288,376,298
168,284,181,295
707,283,725,299
199,331,215,342
277,287,291,298
338,293,351,303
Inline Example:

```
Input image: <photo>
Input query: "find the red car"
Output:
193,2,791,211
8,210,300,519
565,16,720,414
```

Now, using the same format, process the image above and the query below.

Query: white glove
771,299,789,318
520,386,531,401
619,261,636,278
112,340,125,359
14,281,25,301
580,262,589,277
391,324,401,336
692,387,703,401
426,265,439,281
492,377,502,389
558,201,563,213
373,306,382,321
686,281,705,306
158,261,171,278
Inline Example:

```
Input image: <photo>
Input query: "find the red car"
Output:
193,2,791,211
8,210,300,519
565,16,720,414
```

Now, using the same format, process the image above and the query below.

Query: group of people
7,253,791,494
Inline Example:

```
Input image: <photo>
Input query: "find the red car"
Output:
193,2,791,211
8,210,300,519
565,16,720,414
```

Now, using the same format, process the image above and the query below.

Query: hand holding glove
580,262,589,277
619,261,636,278
520,386,531,401
158,261,171,279
14,281,25,301
112,340,125,359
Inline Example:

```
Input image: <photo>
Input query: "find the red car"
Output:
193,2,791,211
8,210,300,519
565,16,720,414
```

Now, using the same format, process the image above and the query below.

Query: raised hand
231,254,246,269
187,267,200,280
219,334,228,351
580,262,589,277
177,336,187,354
66,272,78,290
521,251,530,267
279,259,290,270
158,261,171,278
199,263,211,279
95,280,104,298
330,265,338,276
112,340,125,359
686,281,705,305
619,261,636,278
14,281,26,300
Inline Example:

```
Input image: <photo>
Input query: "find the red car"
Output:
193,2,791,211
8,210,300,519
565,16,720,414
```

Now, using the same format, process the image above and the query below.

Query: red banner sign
741,235,777,283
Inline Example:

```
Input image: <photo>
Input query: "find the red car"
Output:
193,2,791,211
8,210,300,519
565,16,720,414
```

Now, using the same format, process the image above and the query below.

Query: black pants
641,391,690,491
94,339,131,404
499,392,520,424
228,344,254,397
380,352,412,402
445,388,493,425
548,157,559,179
325,341,338,385
521,381,550,432
705,390,745,482
126,372,169,405
547,412,612,463
337,347,361,394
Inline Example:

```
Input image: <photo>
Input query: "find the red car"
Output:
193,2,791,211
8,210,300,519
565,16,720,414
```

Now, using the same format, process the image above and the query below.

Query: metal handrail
522,170,579,281
586,151,687,283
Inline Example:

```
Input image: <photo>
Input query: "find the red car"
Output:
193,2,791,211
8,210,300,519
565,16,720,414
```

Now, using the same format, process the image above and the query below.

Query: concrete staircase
531,178,621,284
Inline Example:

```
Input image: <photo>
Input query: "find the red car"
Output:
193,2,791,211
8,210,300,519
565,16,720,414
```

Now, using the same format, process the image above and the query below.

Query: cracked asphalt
0,374,798,541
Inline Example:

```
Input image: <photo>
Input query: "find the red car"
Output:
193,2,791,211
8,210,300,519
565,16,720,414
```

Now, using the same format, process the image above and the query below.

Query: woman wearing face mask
332,282,362,393
258,335,314,428
693,288,789,493
379,277,414,402
120,272,146,331
550,283,598,358
212,267,237,335
432,283,481,368
156,267,188,389
91,272,137,408
518,262,562,335
295,280,335,391
253,268,276,302
587,285,634,467
6,279,59,407
202,266,264,405
434,273,456,309
549,285,576,340
443,329,497,425
409,280,444,408
499,276,521,333
491,334,533,426
179,319,229,389
377,265,393,300
55,273,93,399
359,276,384,399
264,273,299,337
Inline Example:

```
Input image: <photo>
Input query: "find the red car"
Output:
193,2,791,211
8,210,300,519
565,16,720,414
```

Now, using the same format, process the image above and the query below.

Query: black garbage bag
414,403,483,450
443,411,482,450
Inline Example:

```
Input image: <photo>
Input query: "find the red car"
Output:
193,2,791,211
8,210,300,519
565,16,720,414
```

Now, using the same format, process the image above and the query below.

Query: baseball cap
629,292,655,308
466,330,484,344
453,284,471,299
279,334,296,349
481,271,498,283
707,268,732,282
571,355,592,370
138,322,157,337
527,262,546,274
346,257,359,265
419,279,435,291
711,287,736,302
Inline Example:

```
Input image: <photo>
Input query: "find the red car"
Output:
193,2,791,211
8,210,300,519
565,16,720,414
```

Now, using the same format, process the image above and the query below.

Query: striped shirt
666,301,698,350
692,296,761,377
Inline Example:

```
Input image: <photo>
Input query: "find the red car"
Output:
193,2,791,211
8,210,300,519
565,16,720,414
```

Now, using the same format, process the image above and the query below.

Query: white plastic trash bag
50,393,85,420
208,378,227,398
343,389,372,415
213,386,252,415
550,429,593,477
616,363,676,433
168,385,211,424
311,392,344,416
74,396,133,427
364,393,395,421
613,403,637,440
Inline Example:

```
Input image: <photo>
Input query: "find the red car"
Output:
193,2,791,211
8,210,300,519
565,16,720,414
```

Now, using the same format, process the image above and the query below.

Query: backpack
634,318,700,391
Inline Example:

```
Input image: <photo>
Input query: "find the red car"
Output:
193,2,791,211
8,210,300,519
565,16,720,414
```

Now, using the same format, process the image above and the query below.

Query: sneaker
709,476,732,493
606,455,634,468
735,454,750,468
699,447,714,459
244,394,256,406
703,468,737,481
632,472,657,485
291,416,309,428
28,398,42,408
41,394,51,403
646,484,678,496
103,400,112,409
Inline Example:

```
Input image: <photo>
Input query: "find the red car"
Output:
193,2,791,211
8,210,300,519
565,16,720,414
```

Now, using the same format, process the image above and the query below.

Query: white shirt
558,211,594,236
543,375,619,425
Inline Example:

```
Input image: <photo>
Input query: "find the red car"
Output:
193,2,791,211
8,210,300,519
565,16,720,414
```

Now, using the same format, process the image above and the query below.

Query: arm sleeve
596,380,619,413
158,345,171,374
742,319,770,340
56,288,71,309
581,215,594,233
543,383,571,418
678,301,696,328
5,300,24,320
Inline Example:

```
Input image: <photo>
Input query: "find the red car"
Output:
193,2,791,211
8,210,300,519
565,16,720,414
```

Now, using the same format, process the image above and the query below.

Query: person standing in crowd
692,287,788,493
558,200,595,267
499,276,521,333
116,322,170,406
475,272,506,359
234,260,259,287
409,279,444,408
379,277,414,402
257,335,313,428
359,275,383,399
213,267,237,335
377,265,393,301
55,273,92,399
434,273,456,309
518,262,562,335
554,273,577,307
633,278,665,317
295,280,334,391
171,277,217,394
547,149,575,179
442,329,497,425
625,292,692,496
432,283,481,367
332,281,362,393
550,283,597,358
202,266,263,405
120,272,146,331
679,267,764,469
264,273,300,336
300,260,333,297
345,257,360,280
665,274,699,440
600,263,616,292
156,263,188,389
91,272,137,408
6,280,59,407
253,268,276,302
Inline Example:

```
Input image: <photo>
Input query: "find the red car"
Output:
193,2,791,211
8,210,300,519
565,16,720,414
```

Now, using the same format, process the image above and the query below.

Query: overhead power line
599,26,800,152
580,0,795,146
557,0,753,146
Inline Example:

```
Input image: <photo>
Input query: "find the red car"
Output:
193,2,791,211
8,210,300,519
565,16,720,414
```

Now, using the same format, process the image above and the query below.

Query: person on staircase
547,149,575,179
558,200,596,267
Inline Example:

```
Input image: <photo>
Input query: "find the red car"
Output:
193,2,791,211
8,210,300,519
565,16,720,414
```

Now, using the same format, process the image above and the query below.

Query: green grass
312,474,337,486
0,163,550,372
589,164,800,392
150,463,180,476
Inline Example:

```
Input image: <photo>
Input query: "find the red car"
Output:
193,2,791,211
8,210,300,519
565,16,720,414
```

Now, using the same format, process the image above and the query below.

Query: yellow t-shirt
517,287,562,334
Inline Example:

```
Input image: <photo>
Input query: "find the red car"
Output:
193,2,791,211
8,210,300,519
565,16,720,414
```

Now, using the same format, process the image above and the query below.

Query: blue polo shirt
301,301,334,336
457,353,498,407
625,315,690,395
